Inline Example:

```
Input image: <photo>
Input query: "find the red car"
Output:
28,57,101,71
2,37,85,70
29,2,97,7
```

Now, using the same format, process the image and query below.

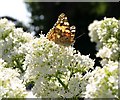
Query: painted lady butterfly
46,13,76,46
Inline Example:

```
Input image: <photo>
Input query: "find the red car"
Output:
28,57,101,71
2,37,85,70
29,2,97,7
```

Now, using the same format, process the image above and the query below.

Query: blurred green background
3,2,120,66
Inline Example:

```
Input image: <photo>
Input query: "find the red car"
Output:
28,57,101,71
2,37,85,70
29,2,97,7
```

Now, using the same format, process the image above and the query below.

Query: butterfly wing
46,13,76,46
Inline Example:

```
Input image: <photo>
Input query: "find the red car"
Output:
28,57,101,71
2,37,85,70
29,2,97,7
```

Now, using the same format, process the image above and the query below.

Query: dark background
2,2,120,67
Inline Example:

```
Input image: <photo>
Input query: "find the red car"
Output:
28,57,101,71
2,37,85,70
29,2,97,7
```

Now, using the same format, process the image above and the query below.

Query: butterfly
46,13,76,46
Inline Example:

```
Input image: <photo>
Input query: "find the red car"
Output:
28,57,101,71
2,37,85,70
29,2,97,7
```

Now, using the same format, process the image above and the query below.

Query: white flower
96,46,112,59
23,34,94,98
88,20,101,42
84,61,118,98
0,18,34,73
0,59,28,98
88,17,119,61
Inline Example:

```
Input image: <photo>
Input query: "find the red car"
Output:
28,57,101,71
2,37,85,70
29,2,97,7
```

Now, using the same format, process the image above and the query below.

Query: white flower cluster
0,58,27,99
84,60,118,98
88,17,120,61
0,18,34,73
87,17,119,99
0,17,119,99
23,35,94,98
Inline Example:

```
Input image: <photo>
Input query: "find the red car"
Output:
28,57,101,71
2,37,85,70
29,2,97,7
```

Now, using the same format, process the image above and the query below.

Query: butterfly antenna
75,33,85,40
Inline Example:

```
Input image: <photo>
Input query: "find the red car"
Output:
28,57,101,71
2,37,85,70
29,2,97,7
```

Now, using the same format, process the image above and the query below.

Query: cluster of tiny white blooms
0,18,34,72
23,34,94,98
84,60,118,98
0,59,28,98
87,17,119,99
88,20,102,43
88,17,120,61
96,43,119,61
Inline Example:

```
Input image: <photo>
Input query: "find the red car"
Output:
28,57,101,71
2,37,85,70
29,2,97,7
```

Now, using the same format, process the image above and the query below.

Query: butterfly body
46,13,76,46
